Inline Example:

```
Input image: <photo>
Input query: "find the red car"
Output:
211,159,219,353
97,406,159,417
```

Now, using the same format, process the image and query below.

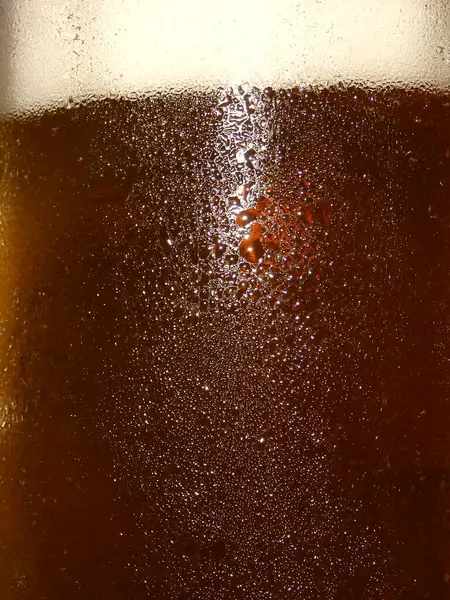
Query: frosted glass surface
1,0,450,112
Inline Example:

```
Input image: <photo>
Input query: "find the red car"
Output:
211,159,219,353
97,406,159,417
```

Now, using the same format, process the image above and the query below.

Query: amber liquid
0,87,449,599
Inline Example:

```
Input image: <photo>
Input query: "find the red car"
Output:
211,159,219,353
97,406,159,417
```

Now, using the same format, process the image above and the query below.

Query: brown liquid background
0,87,449,599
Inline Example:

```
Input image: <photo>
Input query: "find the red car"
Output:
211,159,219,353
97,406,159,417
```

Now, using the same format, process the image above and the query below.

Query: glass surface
0,1,450,598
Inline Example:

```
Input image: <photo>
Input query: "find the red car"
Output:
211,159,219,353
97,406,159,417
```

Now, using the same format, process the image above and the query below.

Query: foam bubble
2,0,450,112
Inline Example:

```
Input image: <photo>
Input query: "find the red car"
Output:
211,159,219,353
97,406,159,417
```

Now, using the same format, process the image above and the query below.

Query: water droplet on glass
236,209,260,228
224,254,239,266
240,234,264,263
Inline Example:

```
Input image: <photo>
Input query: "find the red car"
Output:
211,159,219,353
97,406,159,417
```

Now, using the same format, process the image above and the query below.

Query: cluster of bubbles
71,85,426,597
198,173,331,312
181,88,334,337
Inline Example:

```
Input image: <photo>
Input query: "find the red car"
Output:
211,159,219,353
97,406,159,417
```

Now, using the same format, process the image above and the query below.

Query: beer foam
2,0,450,112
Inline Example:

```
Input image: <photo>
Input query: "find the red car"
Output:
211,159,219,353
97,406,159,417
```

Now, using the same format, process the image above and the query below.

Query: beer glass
0,1,449,597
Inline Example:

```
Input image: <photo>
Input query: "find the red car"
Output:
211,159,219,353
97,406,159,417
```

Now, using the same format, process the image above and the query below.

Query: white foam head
1,0,450,113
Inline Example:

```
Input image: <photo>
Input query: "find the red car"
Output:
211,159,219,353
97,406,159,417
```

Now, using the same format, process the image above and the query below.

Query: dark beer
0,86,449,599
